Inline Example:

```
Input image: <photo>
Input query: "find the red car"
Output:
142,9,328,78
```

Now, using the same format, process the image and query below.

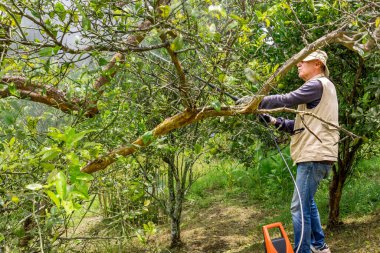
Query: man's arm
261,114,295,134
259,80,323,109
274,117,295,134
259,80,323,134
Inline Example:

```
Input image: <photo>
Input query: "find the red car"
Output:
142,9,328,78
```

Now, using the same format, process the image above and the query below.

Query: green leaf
31,9,41,18
142,130,154,145
75,173,94,181
46,190,60,207
98,57,108,66
41,163,55,171
68,190,88,200
8,83,19,97
307,0,315,13
49,11,55,19
376,17,380,28
62,200,78,213
48,127,66,142
54,2,66,22
69,165,94,182
255,10,264,21
230,13,247,24
26,183,43,191
211,101,221,112
265,18,270,27
38,147,61,161
194,143,202,154
39,47,55,57
64,127,93,148
53,46,61,54
136,231,146,244
9,137,16,147
73,182,90,199
159,5,170,18
43,59,50,72
0,233,4,242
170,35,184,51
55,171,67,200
82,16,91,31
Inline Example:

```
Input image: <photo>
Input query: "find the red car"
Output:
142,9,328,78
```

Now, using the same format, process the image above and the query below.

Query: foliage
0,0,379,251
189,153,380,224
189,147,295,206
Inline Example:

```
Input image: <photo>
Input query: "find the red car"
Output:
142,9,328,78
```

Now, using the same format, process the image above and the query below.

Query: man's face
297,60,323,81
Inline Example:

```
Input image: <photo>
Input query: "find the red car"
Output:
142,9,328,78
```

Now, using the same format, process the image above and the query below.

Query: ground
150,193,379,253
71,193,380,253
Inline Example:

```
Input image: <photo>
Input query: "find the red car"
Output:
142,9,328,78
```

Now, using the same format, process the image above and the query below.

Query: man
238,50,338,253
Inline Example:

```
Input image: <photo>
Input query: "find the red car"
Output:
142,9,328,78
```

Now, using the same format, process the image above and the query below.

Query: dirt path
178,202,265,253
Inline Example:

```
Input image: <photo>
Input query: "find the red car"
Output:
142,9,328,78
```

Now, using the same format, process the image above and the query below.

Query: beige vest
290,75,339,163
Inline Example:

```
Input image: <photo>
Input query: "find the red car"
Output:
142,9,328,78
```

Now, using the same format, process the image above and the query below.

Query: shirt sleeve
259,80,323,109
274,118,295,134
259,79,322,134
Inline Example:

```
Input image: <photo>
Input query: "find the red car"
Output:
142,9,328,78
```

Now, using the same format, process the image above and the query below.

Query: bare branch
0,76,83,113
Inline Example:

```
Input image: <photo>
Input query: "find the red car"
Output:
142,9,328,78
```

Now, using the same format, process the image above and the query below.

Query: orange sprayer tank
262,222,294,253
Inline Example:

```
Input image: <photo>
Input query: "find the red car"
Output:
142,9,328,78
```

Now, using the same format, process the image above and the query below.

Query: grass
338,156,380,217
188,152,380,226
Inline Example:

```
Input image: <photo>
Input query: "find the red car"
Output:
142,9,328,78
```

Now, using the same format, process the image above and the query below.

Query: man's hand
258,114,277,125
235,95,254,105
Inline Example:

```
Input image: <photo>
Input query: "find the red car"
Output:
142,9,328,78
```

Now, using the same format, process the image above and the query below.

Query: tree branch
81,98,358,174
160,33,193,108
0,76,83,113
257,108,359,139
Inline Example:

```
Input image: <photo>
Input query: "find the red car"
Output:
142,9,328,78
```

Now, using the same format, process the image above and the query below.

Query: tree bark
328,165,344,227
163,155,184,248
328,138,363,227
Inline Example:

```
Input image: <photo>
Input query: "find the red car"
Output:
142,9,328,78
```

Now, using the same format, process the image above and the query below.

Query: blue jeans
291,162,330,253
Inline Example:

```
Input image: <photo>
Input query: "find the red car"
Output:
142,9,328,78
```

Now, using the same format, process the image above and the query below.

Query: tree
0,0,379,249
327,47,380,226
159,126,207,248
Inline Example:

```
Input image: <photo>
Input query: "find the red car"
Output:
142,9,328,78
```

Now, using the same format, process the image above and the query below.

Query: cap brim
303,55,317,62
325,66,329,77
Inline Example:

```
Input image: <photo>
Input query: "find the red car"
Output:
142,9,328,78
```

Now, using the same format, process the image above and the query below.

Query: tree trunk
164,154,185,248
170,215,182,248
165,157,182,248
328,138,363,228
0,24,10,66
328,165,344,227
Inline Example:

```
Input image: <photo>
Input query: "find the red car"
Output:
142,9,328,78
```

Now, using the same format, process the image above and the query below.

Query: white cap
303,50,329,77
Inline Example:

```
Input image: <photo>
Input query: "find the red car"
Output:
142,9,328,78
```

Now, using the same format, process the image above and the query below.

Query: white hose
259,116,304,253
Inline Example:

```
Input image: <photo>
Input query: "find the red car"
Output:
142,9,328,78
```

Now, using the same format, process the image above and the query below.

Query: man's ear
315,60,323,68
